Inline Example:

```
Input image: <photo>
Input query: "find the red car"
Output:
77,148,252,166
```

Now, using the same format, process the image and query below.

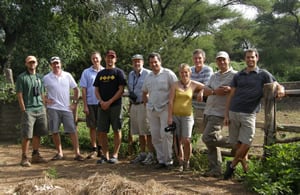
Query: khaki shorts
130,104,150,135
21,108,48,138
228,111,256,145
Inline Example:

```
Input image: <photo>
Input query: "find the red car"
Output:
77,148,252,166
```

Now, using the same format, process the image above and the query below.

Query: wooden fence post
263,83,276,157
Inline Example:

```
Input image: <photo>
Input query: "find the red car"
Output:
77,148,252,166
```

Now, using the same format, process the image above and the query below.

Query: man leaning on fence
223,48,285,180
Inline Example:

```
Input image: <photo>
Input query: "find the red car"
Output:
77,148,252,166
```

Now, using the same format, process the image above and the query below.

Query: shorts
47,108,76,134
130,104,150,135
173,115,194,138
21,108,48,139
228,111,256,145
86,105,98,128
97,104,122,133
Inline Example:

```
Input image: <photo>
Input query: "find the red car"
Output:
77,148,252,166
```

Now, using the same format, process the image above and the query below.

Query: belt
131,102,144,105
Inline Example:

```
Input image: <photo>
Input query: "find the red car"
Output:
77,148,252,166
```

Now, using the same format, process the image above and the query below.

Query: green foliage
244,143,300,194
190,150,209,172
0,75,16,103
45,167,58,179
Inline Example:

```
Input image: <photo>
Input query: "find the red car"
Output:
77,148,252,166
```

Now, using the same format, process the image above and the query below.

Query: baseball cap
216,51,229,59
50,56,61,63
132,54,143,60
25,56,37,63
106,50,117,58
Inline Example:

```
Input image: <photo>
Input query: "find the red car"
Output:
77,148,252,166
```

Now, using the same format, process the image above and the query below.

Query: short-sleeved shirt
93,67,127,107
79,66,104,105
43,71,77,112
142,68,177,112
191,65,213,109
128,68,151,103
204,67,237,117
15,71,45,111
230,67,276,114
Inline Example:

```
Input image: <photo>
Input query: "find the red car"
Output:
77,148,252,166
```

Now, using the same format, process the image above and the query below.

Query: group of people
16,48,285,180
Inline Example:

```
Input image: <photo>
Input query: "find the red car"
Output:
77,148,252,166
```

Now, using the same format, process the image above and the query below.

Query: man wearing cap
128,54,155,165
190,49,213,134
16,55,48,167
142,52,178,169
93,50,127,164
43,56,84,161
223,48,285,179
79,51,104,159
201,51,237,177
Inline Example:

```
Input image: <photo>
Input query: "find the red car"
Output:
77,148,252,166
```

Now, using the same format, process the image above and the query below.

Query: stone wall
0,101,21,143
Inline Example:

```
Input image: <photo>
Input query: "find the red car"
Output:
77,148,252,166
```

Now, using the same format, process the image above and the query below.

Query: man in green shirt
16,55,48,167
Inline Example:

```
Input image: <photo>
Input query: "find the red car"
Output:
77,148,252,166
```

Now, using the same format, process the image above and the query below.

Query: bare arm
274,82,285,99
17,92,25,112
224,87,236,126
81,87,89,114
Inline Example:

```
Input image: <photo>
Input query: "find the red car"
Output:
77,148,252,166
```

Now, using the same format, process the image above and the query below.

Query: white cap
216,51,229,59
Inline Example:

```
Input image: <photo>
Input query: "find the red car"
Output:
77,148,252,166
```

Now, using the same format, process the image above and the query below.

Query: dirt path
0,144,255,194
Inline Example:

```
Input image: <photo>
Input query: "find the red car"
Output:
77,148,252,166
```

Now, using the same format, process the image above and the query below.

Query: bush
244,143,300,195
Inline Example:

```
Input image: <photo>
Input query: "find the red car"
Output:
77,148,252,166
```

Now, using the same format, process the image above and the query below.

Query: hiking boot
86,151,97,159
31,153,47,164
74,154,85,161
177,165,184,172
224,161,235,180
142,153,155,165
20,155,31,167
130,153,146,164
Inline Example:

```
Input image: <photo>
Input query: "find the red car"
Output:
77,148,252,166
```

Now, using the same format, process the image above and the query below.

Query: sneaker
183,161,190,171
20,155,31,167
130,153,146,164
31,153,47,164
74,155,85,161
203,170,222,178
51,153,64,161
86,151,97,159
142,153,155,165
224,161,235,180
97,156,107,164
177,165,184,172
107,157,118,164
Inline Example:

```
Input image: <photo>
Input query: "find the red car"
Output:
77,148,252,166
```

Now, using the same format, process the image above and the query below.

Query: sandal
51,153,63,161
74,155,85,161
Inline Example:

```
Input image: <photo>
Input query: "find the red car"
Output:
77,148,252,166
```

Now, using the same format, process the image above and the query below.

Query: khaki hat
25,56,37,63
132,54,143,60
216,51,229,59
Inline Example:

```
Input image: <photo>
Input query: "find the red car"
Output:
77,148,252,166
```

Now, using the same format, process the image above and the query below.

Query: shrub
244,143,300,195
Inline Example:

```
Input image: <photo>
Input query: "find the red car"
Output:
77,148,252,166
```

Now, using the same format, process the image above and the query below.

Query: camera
129,91,137,102
165,122,176,132
33,86,40,96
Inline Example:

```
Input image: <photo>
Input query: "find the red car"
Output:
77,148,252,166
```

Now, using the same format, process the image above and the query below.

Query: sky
208,0,258,19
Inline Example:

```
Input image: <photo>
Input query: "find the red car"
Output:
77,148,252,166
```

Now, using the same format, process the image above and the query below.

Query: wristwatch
72,100,78,104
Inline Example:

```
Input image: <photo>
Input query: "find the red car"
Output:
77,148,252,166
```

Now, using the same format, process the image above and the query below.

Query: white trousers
147,108,173,165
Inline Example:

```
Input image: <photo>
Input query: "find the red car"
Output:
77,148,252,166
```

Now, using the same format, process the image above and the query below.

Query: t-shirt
93,68,127,107
15,71,45,111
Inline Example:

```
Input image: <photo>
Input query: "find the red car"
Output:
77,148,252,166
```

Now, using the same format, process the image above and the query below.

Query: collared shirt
142,68,177,112
191,65,213,109
204,67,237,117
16,71,45,111
230,67,276,113
43,71,77,112
79,66,104,105
128,68,151,103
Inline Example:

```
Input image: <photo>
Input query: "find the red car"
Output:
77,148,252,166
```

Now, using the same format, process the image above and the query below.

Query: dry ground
0,144,255,195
